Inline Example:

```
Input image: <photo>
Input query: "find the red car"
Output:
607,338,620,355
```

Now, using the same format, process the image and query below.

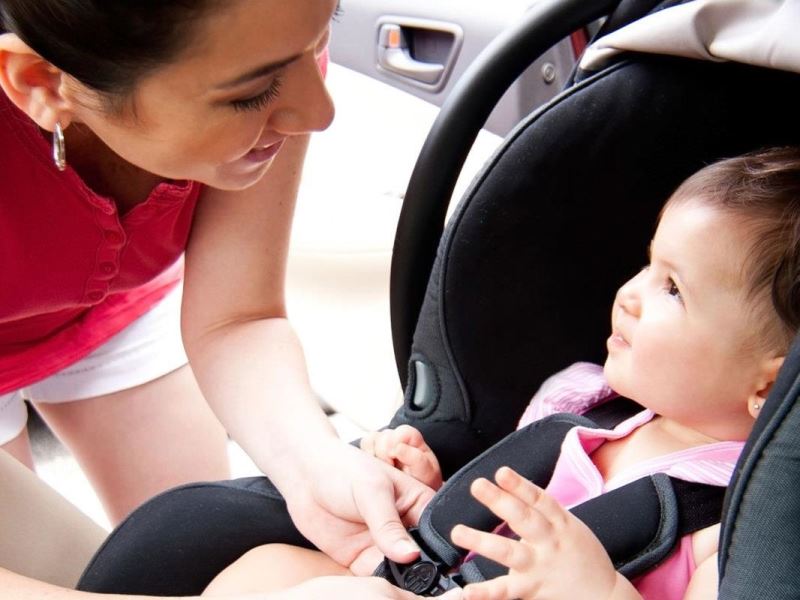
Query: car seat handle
390,0,622,386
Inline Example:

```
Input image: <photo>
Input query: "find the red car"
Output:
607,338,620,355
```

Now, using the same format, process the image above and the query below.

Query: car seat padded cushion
393,55,800,478
77,477,313,596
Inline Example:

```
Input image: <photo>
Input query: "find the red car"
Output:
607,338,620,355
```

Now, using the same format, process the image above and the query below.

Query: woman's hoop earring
53,122,67,171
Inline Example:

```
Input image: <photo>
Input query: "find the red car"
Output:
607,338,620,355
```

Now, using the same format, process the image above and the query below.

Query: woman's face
67,0,338,190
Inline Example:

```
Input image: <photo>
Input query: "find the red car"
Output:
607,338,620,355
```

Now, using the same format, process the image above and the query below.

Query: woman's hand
282,440,437,576
360,425,443,490
450,467,639,600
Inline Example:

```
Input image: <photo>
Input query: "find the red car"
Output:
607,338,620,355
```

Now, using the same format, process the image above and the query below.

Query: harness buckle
383,528,463,596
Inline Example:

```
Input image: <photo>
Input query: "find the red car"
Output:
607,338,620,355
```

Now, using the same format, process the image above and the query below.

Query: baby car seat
77,0,800,596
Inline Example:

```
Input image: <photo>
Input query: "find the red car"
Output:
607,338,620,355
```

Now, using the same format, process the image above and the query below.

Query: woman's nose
269,54,335,135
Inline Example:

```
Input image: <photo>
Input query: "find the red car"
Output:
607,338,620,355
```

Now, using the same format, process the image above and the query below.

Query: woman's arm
182,135,432,574
183,134,335,494
0,568,163,600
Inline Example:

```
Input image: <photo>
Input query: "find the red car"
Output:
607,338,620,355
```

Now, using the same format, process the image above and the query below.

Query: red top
0,91,200,393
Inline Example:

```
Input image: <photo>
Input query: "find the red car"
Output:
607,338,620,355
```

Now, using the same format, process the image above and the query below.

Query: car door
330,0,580,135
289,1,582,432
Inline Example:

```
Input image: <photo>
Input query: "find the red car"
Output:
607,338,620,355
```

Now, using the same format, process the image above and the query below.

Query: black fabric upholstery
718,334,800,598
77,477,312,596
389,56,800,479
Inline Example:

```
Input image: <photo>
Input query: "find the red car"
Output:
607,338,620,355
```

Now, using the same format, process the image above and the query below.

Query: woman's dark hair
0,1,219,107
666,147,800,352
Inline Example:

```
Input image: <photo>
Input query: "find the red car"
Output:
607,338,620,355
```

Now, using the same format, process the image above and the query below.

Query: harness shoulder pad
460,474,725,584
418,412,593,566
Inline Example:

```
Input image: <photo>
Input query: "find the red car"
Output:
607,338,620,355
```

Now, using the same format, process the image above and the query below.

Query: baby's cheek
602,357,629,397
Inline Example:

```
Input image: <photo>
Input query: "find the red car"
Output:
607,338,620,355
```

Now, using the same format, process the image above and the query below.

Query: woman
0,1,432,598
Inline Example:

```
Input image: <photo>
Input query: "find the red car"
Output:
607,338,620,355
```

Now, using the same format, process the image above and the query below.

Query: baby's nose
616,281,642,317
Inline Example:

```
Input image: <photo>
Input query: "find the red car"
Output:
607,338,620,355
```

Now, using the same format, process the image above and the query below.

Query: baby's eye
666,277,682,300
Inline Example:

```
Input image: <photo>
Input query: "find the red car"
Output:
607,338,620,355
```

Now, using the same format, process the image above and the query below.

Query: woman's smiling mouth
243,139,285,163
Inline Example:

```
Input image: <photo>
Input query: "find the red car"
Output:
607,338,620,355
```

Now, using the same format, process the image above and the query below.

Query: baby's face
603,200,765,441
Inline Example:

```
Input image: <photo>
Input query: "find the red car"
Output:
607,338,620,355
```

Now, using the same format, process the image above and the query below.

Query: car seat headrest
580,0,800,75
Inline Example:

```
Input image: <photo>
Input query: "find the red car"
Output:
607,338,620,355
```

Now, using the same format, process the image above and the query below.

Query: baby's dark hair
667,147,800,352
0,1,219,110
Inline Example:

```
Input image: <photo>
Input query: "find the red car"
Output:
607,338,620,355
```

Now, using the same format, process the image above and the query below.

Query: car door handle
377,24,445,86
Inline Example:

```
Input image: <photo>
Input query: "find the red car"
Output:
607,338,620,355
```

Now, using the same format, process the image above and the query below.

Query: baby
203,147,800,600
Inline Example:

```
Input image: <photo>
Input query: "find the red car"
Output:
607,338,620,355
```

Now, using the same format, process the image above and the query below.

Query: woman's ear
748,356,785,419
0,32,73,131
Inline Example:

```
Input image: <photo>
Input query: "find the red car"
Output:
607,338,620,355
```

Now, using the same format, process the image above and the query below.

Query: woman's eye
230,76,283,112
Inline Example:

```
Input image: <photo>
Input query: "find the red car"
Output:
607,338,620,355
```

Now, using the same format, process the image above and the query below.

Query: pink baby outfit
519,363,744,600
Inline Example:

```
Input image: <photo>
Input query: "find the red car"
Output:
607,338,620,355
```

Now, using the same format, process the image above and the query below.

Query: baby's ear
0,33,73,131
748,356,785,419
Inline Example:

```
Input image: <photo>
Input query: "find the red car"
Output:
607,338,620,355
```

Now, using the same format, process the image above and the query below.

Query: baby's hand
360,425,443,490
450,467,639,600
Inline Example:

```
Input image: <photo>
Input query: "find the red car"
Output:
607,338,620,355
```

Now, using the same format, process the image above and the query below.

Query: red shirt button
100,262,116,275
104,231,123,244
87,291,104,303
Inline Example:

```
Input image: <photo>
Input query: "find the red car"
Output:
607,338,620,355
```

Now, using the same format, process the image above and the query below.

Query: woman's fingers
359,432,394,466
390,442,427,466
392,443,431,475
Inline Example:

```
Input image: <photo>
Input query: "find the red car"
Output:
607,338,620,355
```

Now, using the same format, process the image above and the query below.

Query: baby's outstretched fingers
451,524,533,572
469,477,555,541
493,467,569,529
493,467,543,503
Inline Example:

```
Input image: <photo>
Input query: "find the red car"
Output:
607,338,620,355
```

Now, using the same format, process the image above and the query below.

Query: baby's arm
202,543,464,599
450,467,641,600
681,524,720,600
203,544,349,596
360,425,443,490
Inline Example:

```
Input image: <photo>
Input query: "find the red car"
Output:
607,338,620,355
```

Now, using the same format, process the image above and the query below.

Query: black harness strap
460,474,724,584
381,398,726,593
